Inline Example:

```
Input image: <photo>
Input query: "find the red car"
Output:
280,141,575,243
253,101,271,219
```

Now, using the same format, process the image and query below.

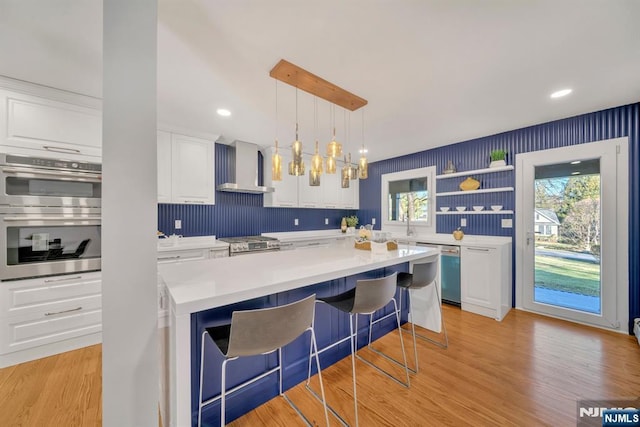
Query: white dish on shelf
440,207,450,212
472,206,484,212
455,206,466,212
491,205,503,211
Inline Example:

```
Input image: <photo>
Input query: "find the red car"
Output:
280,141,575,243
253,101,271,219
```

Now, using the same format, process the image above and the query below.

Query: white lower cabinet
0,272,102,358
460,243,512,321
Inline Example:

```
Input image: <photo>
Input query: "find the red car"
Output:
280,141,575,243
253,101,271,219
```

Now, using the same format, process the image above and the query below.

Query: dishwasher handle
440,245,460,256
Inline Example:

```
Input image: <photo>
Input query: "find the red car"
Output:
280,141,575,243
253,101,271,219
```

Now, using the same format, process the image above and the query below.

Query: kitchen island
158,241,437,427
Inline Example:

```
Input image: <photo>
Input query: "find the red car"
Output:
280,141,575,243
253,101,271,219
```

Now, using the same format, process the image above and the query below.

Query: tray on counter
354,240,398,251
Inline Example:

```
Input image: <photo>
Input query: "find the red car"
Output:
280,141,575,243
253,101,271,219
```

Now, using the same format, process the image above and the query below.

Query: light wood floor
1,306,639,426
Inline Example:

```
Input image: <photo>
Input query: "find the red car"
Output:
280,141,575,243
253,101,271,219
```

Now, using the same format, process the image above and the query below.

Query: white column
102,1,158,426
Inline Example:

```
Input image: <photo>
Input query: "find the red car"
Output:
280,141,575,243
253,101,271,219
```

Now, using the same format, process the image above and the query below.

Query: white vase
347,226,355,234
490,159,506,168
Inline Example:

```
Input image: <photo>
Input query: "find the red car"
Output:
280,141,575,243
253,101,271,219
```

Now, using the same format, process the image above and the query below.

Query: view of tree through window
387,178,429,222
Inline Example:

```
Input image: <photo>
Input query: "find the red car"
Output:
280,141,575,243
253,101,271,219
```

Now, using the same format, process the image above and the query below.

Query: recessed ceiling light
550,89,572,99
570,160,581,165
216,108,231,117
571,171,580,175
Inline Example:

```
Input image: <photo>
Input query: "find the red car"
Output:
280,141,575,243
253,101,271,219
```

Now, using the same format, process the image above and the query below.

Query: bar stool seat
198,294,329,427
308,273,409,427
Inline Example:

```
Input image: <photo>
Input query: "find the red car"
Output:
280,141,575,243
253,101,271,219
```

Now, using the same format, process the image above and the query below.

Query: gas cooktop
218,236,280,256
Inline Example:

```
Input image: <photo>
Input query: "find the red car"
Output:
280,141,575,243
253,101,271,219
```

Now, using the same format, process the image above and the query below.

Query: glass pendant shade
288,159,305,176
289,137,305,176
341,155,350,188
341,165,350,188
326,155,337,174
272,140,282,181
358,154,368,179
309,169,321,186
311,141,324,175
327,137,343,158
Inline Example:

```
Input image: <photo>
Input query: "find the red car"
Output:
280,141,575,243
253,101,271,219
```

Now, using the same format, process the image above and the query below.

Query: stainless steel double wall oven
0,154,101,280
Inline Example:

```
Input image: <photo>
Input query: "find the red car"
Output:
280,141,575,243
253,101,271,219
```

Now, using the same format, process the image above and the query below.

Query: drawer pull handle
44,275,83,283
159,255,181,260
467,247,490,252
45,306,82,316
43,145,81,154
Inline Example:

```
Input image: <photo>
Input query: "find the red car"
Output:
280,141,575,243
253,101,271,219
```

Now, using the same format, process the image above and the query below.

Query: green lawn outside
534,255,600,296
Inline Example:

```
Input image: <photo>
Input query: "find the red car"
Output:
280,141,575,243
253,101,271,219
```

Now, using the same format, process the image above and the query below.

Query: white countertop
157,235,228,252
263,229,511,247
159,241,437,316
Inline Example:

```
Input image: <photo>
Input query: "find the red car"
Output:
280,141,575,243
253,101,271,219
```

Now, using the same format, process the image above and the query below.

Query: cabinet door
264,150,298,207
298,156,322,208
157,131,172,203
321,172,341,208
340,178,359,209
170,134,214,205
461,246,495,310
0,89,102,158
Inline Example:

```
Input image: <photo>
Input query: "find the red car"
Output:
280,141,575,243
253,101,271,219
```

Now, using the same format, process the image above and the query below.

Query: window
381,166,436,233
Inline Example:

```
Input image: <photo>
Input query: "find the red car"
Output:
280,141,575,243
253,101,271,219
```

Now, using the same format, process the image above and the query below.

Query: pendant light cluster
269,59,369,186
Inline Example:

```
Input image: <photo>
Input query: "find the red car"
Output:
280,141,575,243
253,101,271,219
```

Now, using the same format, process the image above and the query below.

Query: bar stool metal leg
362,296,411,386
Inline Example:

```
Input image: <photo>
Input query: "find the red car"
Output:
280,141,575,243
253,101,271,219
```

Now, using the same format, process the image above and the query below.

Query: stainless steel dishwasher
440,245,461,306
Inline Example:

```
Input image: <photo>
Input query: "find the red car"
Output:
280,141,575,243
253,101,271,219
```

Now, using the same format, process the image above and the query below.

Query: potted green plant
489,149,507,168
345,215,359,234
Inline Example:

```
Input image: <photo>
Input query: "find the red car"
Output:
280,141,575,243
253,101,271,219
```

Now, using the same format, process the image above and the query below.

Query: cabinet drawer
0,273,102,317
158,248,207,263
0,304,102,354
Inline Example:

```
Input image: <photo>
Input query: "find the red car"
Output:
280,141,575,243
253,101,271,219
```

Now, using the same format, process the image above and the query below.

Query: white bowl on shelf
472,206,484,212
455,206,466,212
490,205,503,211
440,207,450,212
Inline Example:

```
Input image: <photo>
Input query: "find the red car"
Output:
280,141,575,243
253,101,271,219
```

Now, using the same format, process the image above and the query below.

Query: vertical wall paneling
359,104,639,332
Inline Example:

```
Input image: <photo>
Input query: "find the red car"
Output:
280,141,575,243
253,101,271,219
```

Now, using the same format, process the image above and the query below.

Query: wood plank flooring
1,306,638,426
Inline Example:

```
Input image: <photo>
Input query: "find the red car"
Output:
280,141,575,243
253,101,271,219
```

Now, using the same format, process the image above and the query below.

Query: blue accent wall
359,103,639,333
158,144,355,238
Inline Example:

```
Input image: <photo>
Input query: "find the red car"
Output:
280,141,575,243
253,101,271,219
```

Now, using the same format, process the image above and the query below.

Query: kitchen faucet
406,214,412,236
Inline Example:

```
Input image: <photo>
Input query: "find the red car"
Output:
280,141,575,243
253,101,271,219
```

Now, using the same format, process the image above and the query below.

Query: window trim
381,166,436,234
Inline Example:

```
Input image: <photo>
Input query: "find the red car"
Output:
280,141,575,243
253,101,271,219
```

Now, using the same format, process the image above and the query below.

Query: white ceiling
1,0,639,162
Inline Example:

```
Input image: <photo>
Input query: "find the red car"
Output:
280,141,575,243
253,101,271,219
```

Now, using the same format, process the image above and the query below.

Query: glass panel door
533,159,601,314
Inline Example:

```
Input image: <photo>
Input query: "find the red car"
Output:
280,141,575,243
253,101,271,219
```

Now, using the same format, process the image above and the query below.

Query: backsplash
157,144,355,237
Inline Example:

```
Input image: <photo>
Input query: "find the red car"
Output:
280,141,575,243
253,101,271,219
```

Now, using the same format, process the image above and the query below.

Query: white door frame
515,137,629,332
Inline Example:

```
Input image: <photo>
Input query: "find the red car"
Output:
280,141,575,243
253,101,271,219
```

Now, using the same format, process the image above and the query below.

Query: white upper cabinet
0,79,102,160
158,131,215,205
321,171,341,208
264,148,298,207
264,148,360,209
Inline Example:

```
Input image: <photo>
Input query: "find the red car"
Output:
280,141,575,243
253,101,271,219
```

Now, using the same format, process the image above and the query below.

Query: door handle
526,231,534,246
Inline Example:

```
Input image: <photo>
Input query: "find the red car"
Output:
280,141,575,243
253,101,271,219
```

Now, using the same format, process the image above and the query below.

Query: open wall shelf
436,210,514,215
436,187,514,197
436,165,514,179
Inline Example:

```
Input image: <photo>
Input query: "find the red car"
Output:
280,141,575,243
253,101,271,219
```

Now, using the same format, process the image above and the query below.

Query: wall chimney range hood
217,140,274,194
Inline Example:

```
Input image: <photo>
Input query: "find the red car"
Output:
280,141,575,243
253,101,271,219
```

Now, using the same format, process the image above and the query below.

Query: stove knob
71,162,79,168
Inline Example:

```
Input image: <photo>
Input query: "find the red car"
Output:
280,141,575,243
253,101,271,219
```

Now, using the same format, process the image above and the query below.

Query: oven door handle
1,167,102,182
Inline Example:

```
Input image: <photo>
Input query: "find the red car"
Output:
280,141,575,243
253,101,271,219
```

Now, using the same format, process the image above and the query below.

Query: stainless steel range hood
217,140,274,194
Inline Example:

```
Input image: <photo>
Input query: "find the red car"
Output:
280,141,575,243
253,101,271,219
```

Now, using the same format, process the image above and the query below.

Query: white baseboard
0,332,102,368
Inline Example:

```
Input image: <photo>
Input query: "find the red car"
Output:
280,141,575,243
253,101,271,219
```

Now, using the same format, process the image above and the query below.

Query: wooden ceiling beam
269,59,368,111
